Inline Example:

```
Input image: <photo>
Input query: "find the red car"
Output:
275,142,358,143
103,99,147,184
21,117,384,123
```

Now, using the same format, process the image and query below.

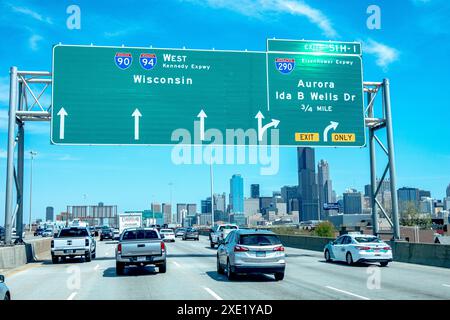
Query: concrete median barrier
0,238,52,270
275,234,450,268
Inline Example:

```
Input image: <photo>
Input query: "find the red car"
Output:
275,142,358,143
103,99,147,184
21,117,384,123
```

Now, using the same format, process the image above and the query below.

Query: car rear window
59,228,89,238
239,234,281,246
220,225,237,231
354,237,381,243
122,230,159,240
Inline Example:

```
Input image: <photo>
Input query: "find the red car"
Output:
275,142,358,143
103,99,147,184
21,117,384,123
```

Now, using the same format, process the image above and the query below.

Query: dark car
182,228,199,241
34,227,44,236
100,227,114,241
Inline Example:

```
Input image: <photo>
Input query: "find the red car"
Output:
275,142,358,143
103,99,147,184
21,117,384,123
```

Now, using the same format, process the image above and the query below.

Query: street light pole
210,161,214,227
28,151,37,233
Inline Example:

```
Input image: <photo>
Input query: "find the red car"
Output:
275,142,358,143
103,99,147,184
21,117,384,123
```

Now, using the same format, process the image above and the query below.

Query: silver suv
216,229,286,281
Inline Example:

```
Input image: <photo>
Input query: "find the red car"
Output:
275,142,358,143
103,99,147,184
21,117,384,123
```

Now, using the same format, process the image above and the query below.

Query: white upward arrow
323,121,339,142
197,109,207,141
132,108,142,140
255,110,280,141
57,107,68,140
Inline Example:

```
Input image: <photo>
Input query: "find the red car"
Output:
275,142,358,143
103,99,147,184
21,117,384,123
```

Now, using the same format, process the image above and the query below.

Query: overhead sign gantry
51,39,364,146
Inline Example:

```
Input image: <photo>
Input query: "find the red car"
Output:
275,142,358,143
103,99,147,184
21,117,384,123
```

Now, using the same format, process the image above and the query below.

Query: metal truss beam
364,80,400,240
3,67,51,245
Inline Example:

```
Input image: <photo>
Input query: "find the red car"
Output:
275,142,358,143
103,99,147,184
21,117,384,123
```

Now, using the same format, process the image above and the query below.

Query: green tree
313,221,336,238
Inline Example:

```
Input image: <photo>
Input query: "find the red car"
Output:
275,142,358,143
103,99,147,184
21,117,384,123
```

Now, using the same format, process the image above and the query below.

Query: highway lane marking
94,264,100,271
443,284,450,288
172,261,181,267
204,287,223,300
325,286,370,300
67,292,77,300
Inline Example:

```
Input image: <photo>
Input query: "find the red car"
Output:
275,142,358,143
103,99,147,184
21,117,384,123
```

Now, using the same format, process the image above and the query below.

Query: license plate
137,256,146,262
256,251,266,257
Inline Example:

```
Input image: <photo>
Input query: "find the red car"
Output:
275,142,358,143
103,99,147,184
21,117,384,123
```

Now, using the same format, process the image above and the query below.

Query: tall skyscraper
397,187,420,215
343,190,363,214
230,174,244,213
46,206,54,222
176,203,187,224
250,184,260,198
317,160,333,219
297,147,319,221
162,203,172,224
213,193,226,212
201,197,212,214
151,202,161,213
447,184,450,197
281,186,298,213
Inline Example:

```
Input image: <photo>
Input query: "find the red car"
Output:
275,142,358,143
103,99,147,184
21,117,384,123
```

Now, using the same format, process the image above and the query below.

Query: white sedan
0,275,11,300
324,233,393,267
160,229,176,242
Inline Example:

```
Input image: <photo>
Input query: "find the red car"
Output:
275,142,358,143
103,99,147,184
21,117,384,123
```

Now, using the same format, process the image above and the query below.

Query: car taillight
161,241,166,252
51,240,54,248
85,239,89,246
383,246,391,250
117,243,122,254
273,246,285,251
357,246,371,250
234,245,249,252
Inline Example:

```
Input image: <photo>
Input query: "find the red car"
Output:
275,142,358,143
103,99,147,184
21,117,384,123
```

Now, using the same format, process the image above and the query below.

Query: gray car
216,229,286,281
0,275,11,300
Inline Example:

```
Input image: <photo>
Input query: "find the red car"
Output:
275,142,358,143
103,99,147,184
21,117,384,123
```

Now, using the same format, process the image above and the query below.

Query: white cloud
186,0,337,38
29,34,43,51
363,39,400,71
8,4,53,24
57,154,80,161
0,149,7,159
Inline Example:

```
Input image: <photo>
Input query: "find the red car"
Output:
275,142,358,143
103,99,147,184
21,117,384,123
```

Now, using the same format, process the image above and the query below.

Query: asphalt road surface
4,236,450,300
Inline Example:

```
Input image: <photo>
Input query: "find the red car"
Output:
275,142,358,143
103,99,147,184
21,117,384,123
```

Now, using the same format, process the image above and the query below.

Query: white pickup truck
210,224,239,248
51,227,96,263
115,228,166,275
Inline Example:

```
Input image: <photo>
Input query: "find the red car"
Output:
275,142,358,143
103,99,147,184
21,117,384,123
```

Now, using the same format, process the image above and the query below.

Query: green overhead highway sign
51,41,365,146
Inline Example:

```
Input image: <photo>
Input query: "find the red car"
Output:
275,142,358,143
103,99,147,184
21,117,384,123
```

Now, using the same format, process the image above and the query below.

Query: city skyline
1,0,450,224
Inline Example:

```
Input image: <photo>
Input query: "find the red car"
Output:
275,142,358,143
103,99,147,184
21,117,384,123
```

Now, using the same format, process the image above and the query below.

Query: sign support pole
4,67,18,245
383,79,400,239
368,91,379,235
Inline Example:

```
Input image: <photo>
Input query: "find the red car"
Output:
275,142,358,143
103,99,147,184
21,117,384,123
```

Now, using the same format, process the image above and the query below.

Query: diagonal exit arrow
323,121,339,142
255,110,280,141
132,108,142,140
197,109,207,141
57,107,68,140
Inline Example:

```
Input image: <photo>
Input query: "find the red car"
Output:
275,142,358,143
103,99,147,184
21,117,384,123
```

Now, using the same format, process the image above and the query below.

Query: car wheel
100,238,103,241
346,252,353,266
85,253,92,262
380,261,389,267
217,255,224,274
159,261,167,273
324,249,331,262
92,252,96,259
52,256,59,264
4,292,10,300
210,242,215,249
116,262,125,275
274,272,284,281
226,259,235,280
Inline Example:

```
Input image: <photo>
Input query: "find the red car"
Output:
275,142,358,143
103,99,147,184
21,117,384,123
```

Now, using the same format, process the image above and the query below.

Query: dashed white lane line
325,286,370,300
67,292,78,300
443,284,450,288
204,287,223,300
94,264,100,271
172,261,181,267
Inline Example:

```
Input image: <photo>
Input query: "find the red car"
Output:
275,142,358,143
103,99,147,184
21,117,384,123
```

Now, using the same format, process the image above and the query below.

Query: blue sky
0,0,449,223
